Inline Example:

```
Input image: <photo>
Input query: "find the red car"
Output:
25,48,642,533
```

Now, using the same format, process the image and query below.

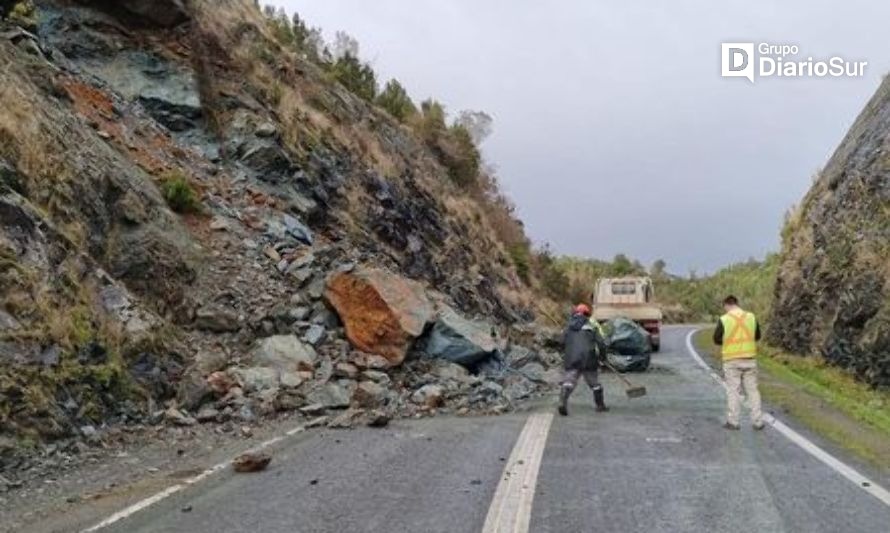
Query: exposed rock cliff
0,0,543,446
769,77,890,388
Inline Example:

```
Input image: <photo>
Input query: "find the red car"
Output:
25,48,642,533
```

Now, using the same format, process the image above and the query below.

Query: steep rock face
769,77,890,388
0,182,178,438
0,0,536,441
79,0,189,27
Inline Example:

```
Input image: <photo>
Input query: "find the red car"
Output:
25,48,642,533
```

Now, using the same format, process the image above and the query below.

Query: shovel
601,358,648,398
540,307,648,399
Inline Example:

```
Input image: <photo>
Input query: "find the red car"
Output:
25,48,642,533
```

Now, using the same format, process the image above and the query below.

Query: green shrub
376,79,417,122
264,7,295,47
2,1,36,30
651,259,667,279
509,244,531,284
161,172,200,214
649,255,778,322
250,42,276,66
268,81,283,106
534,246,571,301
440,125,481,187
330,52,377,102
415,100,481,188
289,13,325,62
258,7,330,65
417,99,447,139
611,254,635,275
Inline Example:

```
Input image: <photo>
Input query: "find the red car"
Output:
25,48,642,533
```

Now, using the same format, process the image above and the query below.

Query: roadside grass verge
693,328,890,470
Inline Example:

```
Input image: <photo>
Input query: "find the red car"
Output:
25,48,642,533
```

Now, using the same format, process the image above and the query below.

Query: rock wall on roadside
0,0,543,454
768,77,890,388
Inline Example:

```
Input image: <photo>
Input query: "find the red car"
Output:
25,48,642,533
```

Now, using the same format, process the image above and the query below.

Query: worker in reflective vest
713,295,764,430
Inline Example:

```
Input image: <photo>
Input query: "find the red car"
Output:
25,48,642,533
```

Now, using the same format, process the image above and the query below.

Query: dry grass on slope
187,0,543,311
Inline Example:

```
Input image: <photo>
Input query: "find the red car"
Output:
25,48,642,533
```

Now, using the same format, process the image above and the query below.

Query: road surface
93,326,890,532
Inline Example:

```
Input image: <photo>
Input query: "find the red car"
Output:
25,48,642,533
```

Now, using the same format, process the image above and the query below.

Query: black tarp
604,318,651,372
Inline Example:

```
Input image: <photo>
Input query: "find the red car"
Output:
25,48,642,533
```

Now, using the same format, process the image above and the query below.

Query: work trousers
723,358,763,426
561,368,601,392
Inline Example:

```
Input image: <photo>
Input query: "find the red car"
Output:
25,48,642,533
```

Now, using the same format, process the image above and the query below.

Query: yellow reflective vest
588,318,606,338
719,309,758,360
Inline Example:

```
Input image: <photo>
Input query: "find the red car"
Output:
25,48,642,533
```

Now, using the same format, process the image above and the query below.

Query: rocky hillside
0,0,557,451
769,76,890,389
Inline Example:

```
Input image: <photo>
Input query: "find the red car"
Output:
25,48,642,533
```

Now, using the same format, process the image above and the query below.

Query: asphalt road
100,326,890,533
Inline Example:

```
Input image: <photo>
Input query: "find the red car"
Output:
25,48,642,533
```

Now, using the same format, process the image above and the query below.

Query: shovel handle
539,308,564,328
601,358,635,387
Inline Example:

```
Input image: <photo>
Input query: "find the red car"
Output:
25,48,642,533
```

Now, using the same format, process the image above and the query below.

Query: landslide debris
0,0,559,484
324,267,435,366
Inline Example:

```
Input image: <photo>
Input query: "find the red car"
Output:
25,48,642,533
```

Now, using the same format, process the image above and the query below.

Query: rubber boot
558,386,571,416
593,387,609,412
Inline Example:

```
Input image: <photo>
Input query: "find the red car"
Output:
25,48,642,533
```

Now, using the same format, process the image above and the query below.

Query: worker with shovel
558,304,609,416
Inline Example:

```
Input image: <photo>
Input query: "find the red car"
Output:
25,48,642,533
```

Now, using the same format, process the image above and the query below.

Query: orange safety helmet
573,303,592,316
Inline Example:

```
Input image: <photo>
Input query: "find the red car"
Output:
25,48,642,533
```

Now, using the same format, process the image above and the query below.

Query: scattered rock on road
327,409,365,429
232,452,272,473
366,410,391,428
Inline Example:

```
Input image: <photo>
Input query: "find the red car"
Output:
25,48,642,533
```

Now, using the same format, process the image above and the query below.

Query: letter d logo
721,43,754,83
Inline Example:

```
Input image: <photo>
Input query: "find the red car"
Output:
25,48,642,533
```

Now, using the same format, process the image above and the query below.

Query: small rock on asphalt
366,410,391,428
232,452,272,473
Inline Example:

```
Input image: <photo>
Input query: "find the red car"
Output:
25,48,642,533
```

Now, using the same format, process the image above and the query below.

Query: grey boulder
252,335,317,372
231,367,280,393
422,306,501,368
306,382,352,409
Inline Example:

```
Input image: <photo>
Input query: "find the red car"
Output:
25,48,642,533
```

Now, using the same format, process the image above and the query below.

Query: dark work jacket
563,313,607,371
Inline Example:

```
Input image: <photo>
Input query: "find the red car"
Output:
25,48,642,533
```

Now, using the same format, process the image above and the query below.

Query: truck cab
592,276,663,351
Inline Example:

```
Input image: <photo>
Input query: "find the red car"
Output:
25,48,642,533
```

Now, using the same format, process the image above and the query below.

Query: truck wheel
651,341,660,352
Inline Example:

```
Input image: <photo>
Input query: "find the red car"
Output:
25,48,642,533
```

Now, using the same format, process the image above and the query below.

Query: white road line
81,425,306,532
482,412,554,533
684,328,890,507
81,485,185,532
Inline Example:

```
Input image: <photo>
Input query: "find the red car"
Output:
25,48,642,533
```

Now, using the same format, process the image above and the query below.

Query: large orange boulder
324,268,435,365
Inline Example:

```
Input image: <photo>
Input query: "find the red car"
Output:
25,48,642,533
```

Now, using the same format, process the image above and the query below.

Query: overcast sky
273,1,889,274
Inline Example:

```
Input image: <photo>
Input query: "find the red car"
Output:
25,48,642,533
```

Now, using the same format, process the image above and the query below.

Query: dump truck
592,276,663,351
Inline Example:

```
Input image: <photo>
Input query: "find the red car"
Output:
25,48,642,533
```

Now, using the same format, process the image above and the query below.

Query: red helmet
573,303,592,316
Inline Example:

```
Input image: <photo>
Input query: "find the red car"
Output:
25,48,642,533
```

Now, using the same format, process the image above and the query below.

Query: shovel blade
625,386,647,398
